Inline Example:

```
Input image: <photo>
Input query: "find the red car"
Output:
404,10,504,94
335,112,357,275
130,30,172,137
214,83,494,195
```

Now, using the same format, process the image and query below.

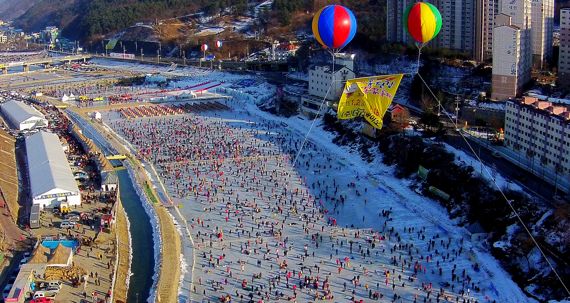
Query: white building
0,100,48,131
530,0,554,68
26,131,81,209
504,96,570,191
492,0,533,100
559,8,570,87
271,41,299,62
301,53,355,117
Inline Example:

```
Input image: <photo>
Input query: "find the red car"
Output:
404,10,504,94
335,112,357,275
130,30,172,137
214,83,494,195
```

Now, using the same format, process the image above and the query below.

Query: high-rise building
559,8,570,87
492,0,532,100
386,0,476,56
475,0,499,62
386,0,413,44
530,0,554,68
433,0,476,53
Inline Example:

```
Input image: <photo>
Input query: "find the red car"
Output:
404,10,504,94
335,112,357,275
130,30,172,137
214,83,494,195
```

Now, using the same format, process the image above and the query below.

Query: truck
30,204,40,229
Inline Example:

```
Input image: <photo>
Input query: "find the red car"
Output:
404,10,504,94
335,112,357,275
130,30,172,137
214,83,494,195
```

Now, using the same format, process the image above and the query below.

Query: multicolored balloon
404,2,442,44
201,44,208,52
216,40,222,48
312,5,357,50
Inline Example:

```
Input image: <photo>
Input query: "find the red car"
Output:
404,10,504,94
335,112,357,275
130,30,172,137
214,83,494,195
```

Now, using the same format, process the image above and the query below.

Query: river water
117,169,154,302
66,110,155,302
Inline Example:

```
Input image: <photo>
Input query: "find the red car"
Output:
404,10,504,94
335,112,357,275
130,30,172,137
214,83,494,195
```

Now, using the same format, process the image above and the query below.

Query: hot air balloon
404,2,442,45
312,5,357,52
201,44,208,52
216,40,222,48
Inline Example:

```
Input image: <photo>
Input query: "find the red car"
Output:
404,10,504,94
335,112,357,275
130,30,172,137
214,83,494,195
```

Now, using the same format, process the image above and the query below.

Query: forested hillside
12,0,386,45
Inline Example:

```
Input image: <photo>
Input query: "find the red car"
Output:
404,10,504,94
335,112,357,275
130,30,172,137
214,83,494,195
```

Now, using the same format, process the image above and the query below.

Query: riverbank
61,110,130,303
113,196,130,303
77,111,181,302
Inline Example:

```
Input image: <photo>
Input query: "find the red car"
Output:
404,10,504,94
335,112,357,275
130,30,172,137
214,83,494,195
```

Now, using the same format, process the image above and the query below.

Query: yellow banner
337,74,404,129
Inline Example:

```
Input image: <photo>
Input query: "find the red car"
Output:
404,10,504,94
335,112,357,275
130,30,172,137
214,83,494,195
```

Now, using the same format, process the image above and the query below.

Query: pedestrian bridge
106,154,127,160
0,54,92,74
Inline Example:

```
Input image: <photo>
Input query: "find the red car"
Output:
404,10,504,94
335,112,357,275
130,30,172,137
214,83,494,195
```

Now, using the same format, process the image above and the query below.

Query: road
444,132,557,204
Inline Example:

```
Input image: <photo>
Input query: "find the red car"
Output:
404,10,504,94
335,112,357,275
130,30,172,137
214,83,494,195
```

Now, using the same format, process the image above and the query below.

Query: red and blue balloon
312,5,357,51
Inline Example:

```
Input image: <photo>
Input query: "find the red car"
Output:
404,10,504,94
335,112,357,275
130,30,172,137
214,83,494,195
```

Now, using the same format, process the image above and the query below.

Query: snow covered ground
443,143,523,192
92,59,540,302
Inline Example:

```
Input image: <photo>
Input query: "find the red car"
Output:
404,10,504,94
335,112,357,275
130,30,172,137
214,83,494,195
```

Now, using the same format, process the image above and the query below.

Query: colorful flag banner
337,74,404,129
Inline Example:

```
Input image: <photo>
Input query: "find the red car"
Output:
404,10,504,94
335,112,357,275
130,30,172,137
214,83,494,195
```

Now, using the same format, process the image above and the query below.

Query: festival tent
26,131,81,209
28,245,50,264
0,100,48,131
46,244,73,267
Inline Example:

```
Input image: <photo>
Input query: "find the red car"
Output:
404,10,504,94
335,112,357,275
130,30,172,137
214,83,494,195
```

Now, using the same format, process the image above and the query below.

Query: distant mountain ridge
0,0,41,21
10,0,387,52
12,0,241,41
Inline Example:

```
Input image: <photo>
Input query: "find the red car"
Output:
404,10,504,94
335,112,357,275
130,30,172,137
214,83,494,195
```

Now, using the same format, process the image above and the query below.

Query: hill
12,0,386,48
0,0,40,21
13,0,248,42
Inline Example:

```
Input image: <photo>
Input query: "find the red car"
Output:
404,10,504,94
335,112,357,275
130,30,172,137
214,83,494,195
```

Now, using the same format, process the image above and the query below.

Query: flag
337,74,404,129
106,39,118,50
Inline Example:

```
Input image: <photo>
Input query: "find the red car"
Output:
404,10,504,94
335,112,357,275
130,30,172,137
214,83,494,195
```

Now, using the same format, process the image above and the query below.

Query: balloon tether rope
292,50,336,167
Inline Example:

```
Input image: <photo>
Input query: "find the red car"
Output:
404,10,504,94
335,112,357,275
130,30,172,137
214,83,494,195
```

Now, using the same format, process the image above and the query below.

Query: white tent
26,131,81,209
0,100,48,131
61,94,69,102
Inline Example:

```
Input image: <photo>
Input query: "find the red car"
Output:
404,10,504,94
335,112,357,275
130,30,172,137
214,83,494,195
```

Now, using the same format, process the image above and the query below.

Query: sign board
109,52,135,59
37,191,77,200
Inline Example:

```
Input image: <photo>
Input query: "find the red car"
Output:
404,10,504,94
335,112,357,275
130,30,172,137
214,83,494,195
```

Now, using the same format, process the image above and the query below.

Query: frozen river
102,102,533,303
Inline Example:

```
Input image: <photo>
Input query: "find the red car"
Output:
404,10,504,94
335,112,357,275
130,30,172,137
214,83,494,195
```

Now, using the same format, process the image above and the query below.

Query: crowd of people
107,108,496,303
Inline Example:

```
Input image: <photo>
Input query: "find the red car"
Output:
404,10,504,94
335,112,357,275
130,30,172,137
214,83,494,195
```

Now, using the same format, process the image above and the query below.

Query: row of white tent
61,93,77,102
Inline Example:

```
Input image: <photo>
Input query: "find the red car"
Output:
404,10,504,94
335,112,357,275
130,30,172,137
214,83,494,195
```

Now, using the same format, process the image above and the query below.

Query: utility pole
455,95,460,127
157,49,160,64
182,50,186,66
141,48,144,61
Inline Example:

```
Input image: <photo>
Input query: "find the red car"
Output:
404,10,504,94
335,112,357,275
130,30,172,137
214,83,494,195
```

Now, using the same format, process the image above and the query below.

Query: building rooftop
0,100,45,126
514,96,570,121
25,131,80,199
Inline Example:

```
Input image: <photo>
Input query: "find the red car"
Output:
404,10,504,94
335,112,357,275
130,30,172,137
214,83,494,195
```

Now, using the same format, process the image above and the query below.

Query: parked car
46,281,62,291
33,291,57,299
30,298,53,303
3,283,12,299
64,214,80,222
59,221,74,229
